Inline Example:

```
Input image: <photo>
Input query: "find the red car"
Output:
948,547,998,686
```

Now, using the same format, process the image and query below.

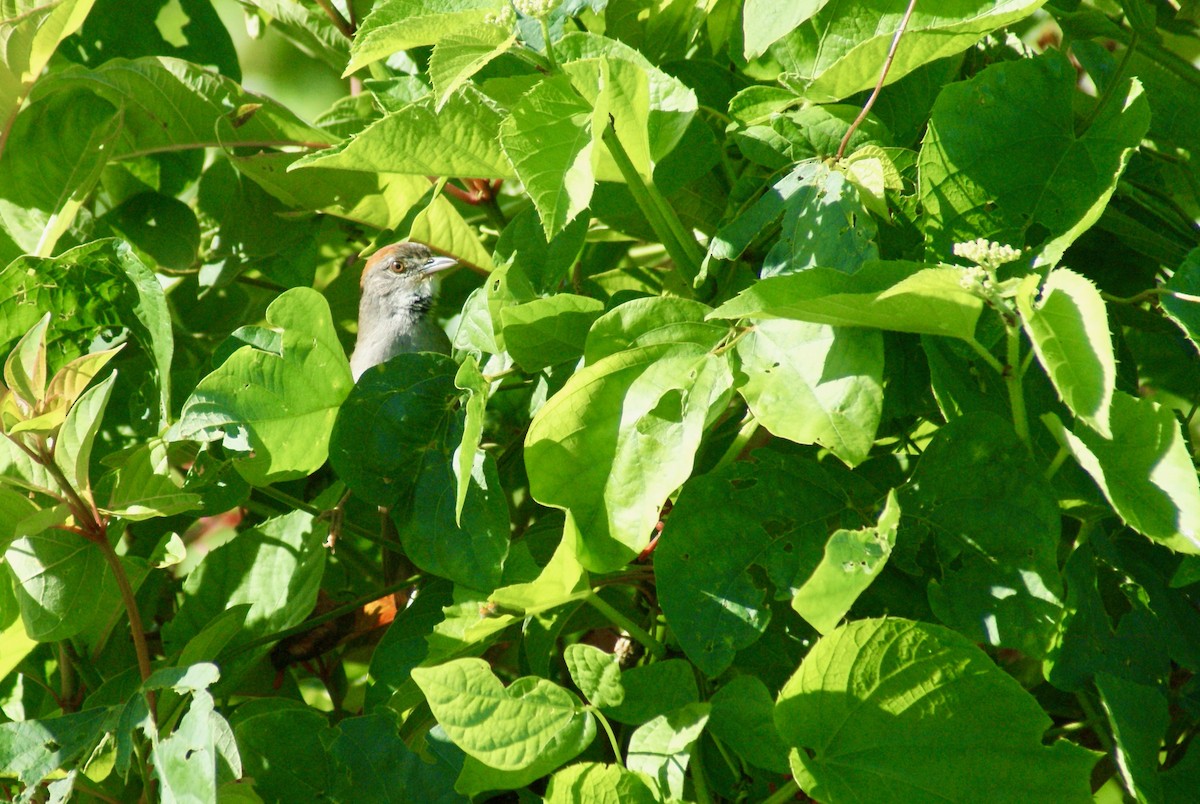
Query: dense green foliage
2,0,1200,801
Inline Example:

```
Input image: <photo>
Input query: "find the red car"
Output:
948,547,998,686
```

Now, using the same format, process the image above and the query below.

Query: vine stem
964,337,1006,376
760,779,801,804
835,0,919,160
585,592,666,659
540,18,559,71
590,707,624,767
96,538,153,690
1005,326,1031,445
602,120,704,288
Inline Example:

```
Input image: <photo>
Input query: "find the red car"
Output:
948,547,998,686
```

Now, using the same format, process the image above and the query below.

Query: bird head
359,242,458,316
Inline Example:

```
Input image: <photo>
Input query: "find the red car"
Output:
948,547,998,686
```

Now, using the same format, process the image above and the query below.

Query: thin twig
315,0,355,39
836,0,919,161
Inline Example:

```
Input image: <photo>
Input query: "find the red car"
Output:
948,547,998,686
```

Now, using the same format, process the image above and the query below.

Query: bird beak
421,256,458,277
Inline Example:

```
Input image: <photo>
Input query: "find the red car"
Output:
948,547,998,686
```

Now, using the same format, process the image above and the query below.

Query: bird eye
389,261,407,274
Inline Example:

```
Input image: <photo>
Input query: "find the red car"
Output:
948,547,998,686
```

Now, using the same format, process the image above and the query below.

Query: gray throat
350,286,451,380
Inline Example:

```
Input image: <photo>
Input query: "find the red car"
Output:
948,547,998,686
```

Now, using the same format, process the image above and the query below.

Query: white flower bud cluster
952,238,1022,271
513,0,557,18
958,264,993,293
485,4,516,26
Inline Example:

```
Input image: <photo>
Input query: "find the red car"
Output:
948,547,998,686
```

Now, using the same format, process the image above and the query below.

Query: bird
349,241,458,379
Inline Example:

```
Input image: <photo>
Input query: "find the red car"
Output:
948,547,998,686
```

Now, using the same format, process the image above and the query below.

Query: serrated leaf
735,319,883,466
1163,248,1200,354
292,87,512,179
430,23,516,110
772,0,1048,103
1017,269,1115,437
791,490,899,634
710,260,984,341
777,619,1099,802
1045,394,1200,553
412,658,592,771
346,0,507,75
31,57,330,156
499,74,595,240
177,288,353,486
525,341,733,572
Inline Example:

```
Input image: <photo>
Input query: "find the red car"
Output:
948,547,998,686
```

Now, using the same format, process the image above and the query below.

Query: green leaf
710,260,985,341
564,643,625,708
791,490,900,634
902,412,1063,657
32,57,330,156
500,294,605,371
329,714,464,803
919,50,1150,259
54,370,117,494
556,33,697,168
0,240,174,424
0,708,111,801
742,0,830,59
525,341,734,572
0,89,121,256
430,23,516,110
232,152,432,231
3,312,50,407
707,159,878,277
735,319,883,466
4,508,104,641
346,0,506,75
1096,673,1168,803
708,675,790,774
626,703,710,800
153,687,230,803
488,536,589,614
656,451,862,676
395,445,510,591
544,762,658,804
330,353,510,589
454,356,488,524
499,74,596,240
455,710,597,797
292,87,512,179
602,659,699,726
164,511,326,659
771,0,1048,103
1046,393,1200,553
1017,269,1116,437
102,439,200,521
235,705,336,802
584,297,725,363
177,287,352,486
411,658,593,771
0,0,96,134
776,618,1100,803
1163,248,1200,354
